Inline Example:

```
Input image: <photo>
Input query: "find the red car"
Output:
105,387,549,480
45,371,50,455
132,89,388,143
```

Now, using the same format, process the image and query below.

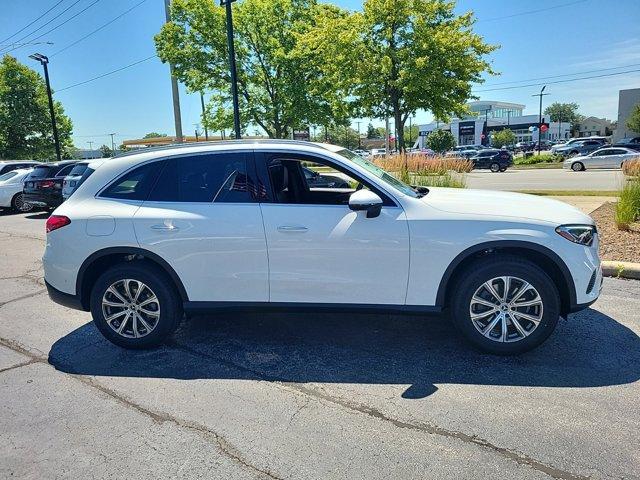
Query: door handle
151,223,179,232
277,225,308,232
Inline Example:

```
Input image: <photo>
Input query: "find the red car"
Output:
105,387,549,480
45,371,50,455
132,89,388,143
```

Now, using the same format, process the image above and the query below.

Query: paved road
1,211,639,479
466,168,625,191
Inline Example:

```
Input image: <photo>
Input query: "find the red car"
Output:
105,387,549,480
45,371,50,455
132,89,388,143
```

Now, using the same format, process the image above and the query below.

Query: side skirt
183,301,443,316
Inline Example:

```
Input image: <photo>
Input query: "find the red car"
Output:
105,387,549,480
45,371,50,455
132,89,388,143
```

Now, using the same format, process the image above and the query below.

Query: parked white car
43,141,601,355
0,168,34,212
62,161,93,200
563,147,639,171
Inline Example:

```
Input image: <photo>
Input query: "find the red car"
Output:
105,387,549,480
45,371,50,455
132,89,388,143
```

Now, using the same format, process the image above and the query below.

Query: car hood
421,187,594,226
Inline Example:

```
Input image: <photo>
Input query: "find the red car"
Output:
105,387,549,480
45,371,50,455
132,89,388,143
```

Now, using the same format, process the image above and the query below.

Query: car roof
0,160,41,164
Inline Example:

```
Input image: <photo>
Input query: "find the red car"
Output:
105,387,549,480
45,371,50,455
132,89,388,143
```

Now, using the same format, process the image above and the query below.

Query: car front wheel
90,263,183,349
450,256,560,355
571,162,584,171
490,162,500,172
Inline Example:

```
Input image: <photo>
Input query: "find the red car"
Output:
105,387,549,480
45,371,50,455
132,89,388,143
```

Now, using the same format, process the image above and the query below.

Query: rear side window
100,162,163,201
147,153,253,203
55,164,75,177
68,163,88,176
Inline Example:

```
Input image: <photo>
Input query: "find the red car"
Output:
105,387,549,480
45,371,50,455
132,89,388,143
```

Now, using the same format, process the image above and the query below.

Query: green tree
544,102,583,135
302,0,496,151
0,55,73,160
627,104,640,135
99,145,113,158
155,0,351,138
491,129,516,147
366,122,379,139
142,132,168,139
426,129,455,153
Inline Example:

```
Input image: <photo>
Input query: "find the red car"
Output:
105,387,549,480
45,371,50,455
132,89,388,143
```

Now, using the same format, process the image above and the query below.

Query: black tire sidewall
490,163,500,172
90,263,182,349
451,257,560,355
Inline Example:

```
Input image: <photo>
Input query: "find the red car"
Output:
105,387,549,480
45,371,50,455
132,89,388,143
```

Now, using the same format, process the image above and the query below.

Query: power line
477,0,588,22
51,0,148,57
473,69,640,93
55,55,157,92
0,0,84,53
481,62,640,87
3,0,101,54
0,0,66,45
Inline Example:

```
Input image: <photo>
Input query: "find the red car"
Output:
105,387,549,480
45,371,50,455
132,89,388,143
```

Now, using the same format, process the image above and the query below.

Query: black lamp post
532,85,549,154
29,53,61,162
220,0,241,139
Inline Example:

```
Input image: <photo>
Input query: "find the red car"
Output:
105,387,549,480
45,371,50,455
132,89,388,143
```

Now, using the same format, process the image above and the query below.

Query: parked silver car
562,147,639,171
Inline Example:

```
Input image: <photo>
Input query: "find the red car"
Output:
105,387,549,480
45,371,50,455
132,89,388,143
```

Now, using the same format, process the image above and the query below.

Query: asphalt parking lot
466,168,625,191
1,210,639,479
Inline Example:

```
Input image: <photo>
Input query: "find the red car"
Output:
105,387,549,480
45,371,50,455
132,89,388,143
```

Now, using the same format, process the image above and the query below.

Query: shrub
615,177,640,230
373,154,471,188
622,158,640,177
514,153,561,165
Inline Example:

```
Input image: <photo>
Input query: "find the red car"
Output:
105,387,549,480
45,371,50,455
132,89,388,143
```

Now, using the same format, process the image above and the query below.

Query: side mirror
349,189,383,218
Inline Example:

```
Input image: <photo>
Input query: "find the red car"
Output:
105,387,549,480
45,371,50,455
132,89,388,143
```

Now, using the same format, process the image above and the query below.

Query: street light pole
29,53,61,162
532,85,549,154
356,121,361,149
109,133,116,153
200,92,209,140
221,0,241,139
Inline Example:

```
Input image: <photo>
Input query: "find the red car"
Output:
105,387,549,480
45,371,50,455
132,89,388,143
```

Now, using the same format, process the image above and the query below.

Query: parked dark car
554,139,605,157
0,160,41,175
613,136,640,152
303,167,351,188
533,140,553,150
23,161,78,209
469,149,513,172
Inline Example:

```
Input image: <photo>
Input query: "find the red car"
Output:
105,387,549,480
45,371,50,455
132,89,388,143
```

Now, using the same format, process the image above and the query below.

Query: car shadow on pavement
48,307,640,399
24,212,50,220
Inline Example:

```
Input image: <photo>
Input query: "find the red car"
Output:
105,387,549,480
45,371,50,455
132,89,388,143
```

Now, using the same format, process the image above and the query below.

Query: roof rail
112,139,325,159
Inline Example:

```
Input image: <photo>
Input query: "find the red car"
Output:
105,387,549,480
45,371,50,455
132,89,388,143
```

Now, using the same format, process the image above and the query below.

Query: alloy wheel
14,193,33,212
101,279,161,339
469,276,543,343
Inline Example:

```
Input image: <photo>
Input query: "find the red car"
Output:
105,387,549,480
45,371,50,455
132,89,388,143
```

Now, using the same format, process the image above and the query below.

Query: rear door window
147,153,253,203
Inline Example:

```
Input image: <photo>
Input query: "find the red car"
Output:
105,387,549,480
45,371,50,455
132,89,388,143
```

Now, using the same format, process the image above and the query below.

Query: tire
90,262,183,349
11,193,33,213
490,162,500,173
571,162,584,172
499,167,507,172
450,255,560,355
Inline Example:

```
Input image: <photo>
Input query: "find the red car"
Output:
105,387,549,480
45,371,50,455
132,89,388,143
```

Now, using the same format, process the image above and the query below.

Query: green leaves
426,129,455,153
0,55,73,160
626,104,640,135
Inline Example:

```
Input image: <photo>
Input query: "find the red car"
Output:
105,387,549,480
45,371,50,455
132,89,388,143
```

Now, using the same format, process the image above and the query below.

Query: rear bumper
23,192,63,208
45,280,85,311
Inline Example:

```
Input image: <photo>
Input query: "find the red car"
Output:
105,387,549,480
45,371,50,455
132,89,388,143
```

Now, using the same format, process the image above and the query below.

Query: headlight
555,225,596,246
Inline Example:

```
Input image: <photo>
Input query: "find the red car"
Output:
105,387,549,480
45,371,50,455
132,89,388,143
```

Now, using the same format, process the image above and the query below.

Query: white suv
43,141,602,354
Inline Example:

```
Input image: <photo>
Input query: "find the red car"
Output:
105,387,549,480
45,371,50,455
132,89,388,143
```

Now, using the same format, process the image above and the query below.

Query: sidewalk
549,195,617,214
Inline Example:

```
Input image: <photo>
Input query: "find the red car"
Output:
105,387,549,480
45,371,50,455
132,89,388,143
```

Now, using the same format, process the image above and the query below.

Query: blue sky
2,0,639,147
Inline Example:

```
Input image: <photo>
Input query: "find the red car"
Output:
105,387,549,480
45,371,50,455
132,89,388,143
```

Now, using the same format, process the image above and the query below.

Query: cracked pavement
0,211,639,479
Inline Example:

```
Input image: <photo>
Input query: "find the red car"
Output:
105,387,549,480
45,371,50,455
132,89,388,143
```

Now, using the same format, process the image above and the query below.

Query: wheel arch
76,247,189,311
436,241,577,315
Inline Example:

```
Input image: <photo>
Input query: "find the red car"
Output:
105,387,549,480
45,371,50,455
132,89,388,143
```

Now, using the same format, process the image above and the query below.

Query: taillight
41,180,55,188
46,215,71,233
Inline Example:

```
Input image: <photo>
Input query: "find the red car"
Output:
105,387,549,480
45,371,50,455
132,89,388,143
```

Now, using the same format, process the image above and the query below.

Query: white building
416,100,571,148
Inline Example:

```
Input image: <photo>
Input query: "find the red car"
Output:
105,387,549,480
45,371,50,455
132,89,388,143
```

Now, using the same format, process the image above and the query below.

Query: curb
601,261,640,280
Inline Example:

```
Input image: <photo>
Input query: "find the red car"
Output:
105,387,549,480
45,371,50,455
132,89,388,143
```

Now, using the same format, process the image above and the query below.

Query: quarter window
147,153,253,203
100,162,163,201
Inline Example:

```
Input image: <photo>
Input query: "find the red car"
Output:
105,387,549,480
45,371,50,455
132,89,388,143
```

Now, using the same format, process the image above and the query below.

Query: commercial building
578,116,613,137
614,88,640,141
416,100,571,148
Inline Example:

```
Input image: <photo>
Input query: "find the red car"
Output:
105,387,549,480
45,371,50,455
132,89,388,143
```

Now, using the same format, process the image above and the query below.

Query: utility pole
29,53,61,162
221,0,241,139
409,116,413,147
385,117,390,155
312,125,317,142
109,133,116,153
164,0,184,143
356,121,361,149
200,92,209,140
532,85,549,154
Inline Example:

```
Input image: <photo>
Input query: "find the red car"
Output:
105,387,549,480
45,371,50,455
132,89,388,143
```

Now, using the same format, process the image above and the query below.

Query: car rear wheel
90,263,183,349
11,193,33,213
490,162,500,172
450,256,560,355
571,162,584,172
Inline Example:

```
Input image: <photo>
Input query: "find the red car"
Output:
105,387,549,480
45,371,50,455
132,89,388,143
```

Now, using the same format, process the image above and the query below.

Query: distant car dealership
415,100,572,147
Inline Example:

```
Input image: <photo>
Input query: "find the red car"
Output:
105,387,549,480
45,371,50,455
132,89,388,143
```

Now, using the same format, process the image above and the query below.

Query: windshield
335,149,419,198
